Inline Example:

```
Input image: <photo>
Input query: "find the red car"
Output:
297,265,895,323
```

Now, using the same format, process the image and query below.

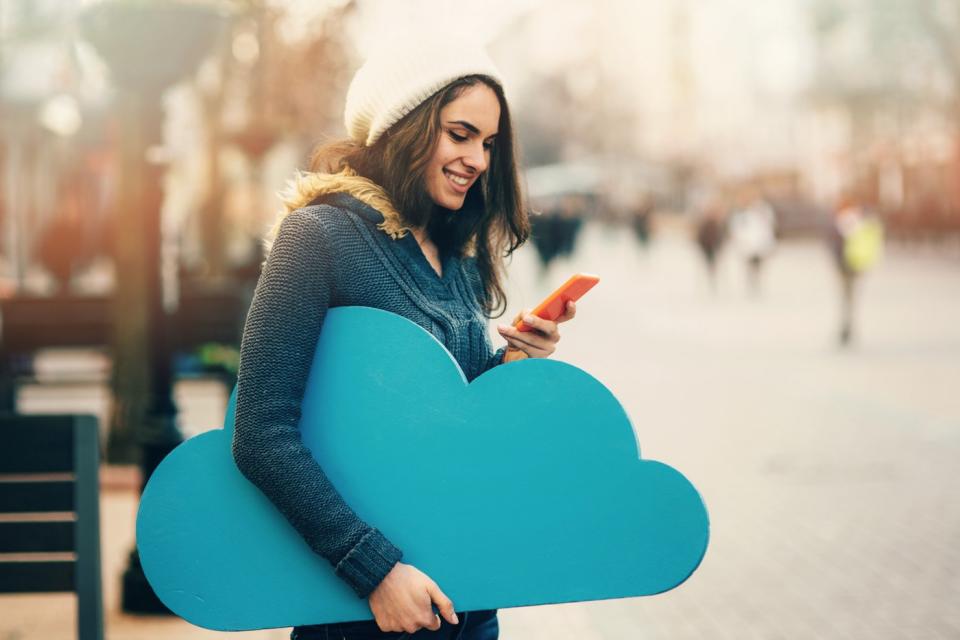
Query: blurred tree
186,0,356,281
916,0,960,90
810,0,960,235
81,0,231,614
264,1,357,143
916,0,960,229
81,0,230,465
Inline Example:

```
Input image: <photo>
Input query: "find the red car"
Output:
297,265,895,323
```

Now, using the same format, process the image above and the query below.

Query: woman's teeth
445,170,469,186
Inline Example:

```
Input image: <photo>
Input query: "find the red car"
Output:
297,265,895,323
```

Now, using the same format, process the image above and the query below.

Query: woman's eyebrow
447,120,498,137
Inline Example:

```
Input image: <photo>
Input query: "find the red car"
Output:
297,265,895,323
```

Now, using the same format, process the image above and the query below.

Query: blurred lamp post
79,0,228,614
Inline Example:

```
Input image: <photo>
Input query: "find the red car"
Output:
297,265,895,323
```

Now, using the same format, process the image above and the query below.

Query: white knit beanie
344,39,504,147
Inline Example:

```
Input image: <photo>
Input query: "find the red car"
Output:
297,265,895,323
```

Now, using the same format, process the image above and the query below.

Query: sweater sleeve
481,346,507,373
232,208,402,598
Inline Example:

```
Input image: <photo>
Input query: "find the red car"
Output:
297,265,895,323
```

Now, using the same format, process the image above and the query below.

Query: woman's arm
232,208,401,598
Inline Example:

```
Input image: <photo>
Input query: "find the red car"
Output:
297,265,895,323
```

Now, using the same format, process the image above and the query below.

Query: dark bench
0,414,104,640
0,296,112,410
0,290,246,410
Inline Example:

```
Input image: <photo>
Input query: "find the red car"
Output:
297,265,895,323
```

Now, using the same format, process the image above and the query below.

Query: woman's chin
432,193,466,211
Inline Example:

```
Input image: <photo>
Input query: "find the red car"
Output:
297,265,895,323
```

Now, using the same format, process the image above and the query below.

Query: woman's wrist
334,528,403,598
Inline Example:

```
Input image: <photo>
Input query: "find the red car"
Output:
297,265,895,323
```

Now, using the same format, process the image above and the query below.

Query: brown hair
310,75,528,318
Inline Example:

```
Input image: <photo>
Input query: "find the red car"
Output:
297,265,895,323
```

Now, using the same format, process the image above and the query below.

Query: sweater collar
323,192,385,224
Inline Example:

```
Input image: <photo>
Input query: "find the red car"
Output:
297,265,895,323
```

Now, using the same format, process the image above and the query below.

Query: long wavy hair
309,75,528,318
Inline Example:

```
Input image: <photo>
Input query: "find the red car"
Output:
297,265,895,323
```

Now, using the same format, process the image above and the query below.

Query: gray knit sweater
232,192,505,598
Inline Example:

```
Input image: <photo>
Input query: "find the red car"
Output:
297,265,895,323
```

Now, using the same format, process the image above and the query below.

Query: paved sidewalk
2,226,959,639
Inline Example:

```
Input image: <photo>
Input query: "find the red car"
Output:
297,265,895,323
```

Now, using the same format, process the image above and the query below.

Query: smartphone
515,273,600,332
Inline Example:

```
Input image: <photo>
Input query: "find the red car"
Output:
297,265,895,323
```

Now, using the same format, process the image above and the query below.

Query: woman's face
424,83,501,210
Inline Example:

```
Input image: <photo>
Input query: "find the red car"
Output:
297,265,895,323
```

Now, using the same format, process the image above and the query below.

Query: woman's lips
443,169,472,194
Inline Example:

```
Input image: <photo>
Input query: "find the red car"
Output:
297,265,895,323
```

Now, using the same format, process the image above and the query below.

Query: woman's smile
443,168,473,193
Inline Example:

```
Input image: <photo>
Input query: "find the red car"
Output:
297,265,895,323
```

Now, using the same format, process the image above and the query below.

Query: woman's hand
497,300,577,359
368,562,458,634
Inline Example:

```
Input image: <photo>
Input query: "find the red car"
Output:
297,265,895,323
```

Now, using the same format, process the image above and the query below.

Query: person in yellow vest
829,194,884,346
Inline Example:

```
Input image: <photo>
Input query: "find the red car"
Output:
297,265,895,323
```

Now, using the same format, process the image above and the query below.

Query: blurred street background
2,0,960,638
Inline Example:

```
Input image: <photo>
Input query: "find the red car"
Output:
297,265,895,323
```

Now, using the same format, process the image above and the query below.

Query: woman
232,40,576,639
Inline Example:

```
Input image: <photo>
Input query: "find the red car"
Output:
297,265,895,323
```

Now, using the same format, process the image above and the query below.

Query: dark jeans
291,609,498,640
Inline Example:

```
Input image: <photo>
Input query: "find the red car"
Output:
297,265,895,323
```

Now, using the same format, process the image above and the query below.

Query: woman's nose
463,142,488,173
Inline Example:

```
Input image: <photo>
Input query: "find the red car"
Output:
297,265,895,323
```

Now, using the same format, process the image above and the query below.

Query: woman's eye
483,140,494,150
449,131,467,142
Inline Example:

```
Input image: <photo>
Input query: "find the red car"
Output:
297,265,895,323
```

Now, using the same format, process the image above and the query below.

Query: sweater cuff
334,528,403,598
484,347,507,372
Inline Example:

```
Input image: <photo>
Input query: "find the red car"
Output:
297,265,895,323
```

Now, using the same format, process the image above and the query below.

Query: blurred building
493,0,960,237
803,0,960,237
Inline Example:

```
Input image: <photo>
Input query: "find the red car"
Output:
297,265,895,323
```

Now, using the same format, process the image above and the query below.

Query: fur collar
267,167,412,251
267,166,479,257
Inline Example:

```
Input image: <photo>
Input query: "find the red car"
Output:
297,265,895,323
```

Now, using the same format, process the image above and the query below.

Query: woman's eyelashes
447,130,495,150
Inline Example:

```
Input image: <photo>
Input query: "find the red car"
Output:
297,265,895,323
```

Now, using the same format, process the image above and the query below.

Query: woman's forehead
442,84,500,135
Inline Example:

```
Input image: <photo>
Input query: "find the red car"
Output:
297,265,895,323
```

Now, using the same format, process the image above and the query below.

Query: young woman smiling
232,40,576,640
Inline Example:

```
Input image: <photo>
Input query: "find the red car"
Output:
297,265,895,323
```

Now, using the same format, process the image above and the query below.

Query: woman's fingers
423,614,442,632
369,563,458,634
519,313,560,342
413,587,440,632
497,326,554,358
557,300,577,323
426,581,459,626
502,333,552,357
499,302,580,359
507,312,560,341
501,315,558,342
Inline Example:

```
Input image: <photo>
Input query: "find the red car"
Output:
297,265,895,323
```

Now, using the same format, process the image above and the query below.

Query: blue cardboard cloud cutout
138,307,709,631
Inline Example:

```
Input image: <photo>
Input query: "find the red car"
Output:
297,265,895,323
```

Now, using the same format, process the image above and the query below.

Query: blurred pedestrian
556,194,585,259
530,194,584,273
530,203,563,270
829,194,884,346
729,190,777,295
631,192,655,249
232,38,576,640
694,199,727,291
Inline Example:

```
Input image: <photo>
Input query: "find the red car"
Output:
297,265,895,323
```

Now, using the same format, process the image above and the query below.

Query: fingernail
497,324,509,332
453,613,460,625
524,316,536,324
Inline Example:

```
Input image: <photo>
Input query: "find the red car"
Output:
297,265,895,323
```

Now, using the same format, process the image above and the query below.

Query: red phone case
515,273,600,332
